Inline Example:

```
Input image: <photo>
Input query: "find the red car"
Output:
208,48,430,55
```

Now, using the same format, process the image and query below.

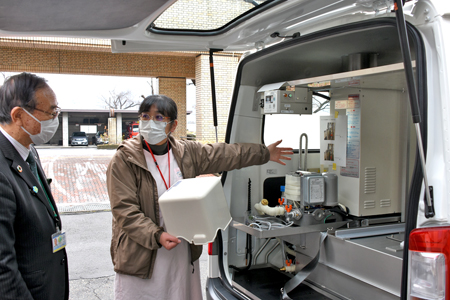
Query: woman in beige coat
106,95,292,300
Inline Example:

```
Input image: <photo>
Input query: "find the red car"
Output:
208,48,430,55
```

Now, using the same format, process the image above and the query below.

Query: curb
58,202,111,214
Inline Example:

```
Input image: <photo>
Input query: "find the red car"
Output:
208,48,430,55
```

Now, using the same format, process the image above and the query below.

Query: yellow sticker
333,163,337,171
335,111,339,118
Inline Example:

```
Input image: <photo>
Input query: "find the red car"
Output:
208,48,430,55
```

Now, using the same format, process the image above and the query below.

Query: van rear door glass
264,92,330,150
152,0,273,31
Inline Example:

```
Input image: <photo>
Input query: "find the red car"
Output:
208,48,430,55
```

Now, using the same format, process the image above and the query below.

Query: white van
2,1,449,299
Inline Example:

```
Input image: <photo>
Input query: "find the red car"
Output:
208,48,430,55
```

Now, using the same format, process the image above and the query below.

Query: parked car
92,131,108,145
70,132,88,146
2,1,450,299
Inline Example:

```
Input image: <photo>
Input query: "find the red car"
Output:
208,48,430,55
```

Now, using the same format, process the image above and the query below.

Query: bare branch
101,89,140,110
313,100,330,113
122,102,139,109
312,94,330,113
147,80,154,95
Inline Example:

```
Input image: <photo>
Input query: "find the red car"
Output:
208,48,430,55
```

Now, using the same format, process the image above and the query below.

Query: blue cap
280,186,285,192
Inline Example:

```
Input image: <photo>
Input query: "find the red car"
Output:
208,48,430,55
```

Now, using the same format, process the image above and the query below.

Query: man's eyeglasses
140,113,168,122
25,106,61,119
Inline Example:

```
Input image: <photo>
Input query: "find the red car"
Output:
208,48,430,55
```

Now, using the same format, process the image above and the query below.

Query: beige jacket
106,134,270,279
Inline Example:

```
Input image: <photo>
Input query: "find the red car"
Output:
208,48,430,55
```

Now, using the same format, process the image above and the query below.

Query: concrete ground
38,147,208,300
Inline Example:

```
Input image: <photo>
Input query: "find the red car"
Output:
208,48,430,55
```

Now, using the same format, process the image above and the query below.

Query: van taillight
208,242,213,255
408,227,450,300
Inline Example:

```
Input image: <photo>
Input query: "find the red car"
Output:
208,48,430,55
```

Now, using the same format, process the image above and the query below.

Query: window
152,0,273,32
80,125,97,134
264,92,330,150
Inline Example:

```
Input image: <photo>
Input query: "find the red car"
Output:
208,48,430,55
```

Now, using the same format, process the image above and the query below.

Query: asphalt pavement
37,147,208,300
62,211,115,300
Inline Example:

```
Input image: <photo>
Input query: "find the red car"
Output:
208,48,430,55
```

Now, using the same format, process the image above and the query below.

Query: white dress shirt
0,126,30,161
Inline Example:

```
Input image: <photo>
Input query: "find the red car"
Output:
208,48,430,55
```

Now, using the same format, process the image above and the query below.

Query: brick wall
0,46,195,78
0,45,194,139
195,54,239,142
158,77,187,139
1,43,241,142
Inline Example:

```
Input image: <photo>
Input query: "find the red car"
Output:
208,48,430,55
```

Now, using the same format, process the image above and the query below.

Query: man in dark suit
0,73,69,299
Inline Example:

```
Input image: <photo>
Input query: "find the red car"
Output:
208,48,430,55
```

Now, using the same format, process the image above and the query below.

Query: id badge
52,228,67,253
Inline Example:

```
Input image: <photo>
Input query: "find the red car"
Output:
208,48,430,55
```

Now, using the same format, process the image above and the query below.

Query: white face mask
21,109,59,145
139,119,171,145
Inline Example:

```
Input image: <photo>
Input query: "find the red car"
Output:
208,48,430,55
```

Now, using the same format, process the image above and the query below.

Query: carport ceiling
0,0,166,31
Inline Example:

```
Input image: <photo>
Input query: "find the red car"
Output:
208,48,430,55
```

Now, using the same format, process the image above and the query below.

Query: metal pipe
253,238,273,265
415,124,433,216
265,241,280,264
277,238,287,264
299,133,308,171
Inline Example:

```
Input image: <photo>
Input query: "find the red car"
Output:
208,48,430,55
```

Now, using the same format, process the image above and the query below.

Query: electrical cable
323,214,333,223
248,216,294,230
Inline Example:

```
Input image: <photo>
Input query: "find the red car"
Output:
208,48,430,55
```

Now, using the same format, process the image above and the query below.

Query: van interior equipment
210,8,434,300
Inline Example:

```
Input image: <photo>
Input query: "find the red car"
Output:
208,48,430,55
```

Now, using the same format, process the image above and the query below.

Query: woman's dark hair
138,95,178,121
0,72,49,124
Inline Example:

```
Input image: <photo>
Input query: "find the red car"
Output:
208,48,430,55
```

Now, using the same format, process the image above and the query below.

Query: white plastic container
158,176,232,245
285,172,301,202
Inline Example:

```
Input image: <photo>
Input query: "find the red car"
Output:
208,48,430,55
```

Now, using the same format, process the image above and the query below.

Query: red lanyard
144,140,170,190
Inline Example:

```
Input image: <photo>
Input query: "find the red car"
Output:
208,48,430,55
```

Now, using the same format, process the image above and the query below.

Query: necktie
26,153,39,181
26,152,57,217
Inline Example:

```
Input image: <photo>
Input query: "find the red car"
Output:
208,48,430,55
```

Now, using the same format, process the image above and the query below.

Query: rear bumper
206,277,240,300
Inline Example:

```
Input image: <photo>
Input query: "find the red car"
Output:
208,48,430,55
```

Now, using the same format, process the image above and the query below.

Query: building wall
195,54,240,142
0,46,195,78
158,77,187,139
1,44,241,142
0,45,193,140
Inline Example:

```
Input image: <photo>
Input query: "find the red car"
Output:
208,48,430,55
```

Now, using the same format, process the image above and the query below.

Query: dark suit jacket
0,131,69,300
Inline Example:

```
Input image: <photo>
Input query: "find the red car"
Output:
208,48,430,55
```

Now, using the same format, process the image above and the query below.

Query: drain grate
58,202,111,214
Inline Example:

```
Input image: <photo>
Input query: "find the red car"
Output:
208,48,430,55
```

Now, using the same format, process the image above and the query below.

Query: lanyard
145,140,170,190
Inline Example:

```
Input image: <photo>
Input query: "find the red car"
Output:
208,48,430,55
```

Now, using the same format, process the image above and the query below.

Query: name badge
52,228,67,253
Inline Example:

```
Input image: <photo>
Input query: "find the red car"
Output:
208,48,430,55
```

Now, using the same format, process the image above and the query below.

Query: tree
312,91,330,113
101,90,140,110
141,79,157,99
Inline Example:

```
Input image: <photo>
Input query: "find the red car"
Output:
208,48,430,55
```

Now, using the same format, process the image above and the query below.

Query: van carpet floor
233,267,331,300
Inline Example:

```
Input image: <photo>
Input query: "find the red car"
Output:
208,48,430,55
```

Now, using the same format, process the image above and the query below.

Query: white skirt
114,239,202,300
